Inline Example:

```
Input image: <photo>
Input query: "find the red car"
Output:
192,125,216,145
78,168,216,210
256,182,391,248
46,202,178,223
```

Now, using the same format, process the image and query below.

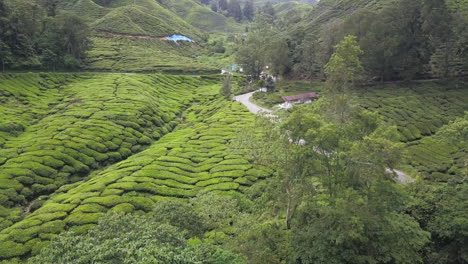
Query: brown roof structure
282,92,318,102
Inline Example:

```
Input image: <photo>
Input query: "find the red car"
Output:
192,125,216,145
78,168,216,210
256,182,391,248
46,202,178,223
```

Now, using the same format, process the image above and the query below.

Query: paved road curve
235,91,272,114
236,91,413,184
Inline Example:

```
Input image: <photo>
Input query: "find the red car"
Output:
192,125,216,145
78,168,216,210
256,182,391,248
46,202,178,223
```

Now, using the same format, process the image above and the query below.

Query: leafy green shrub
0,241,29,259
65,213,105,226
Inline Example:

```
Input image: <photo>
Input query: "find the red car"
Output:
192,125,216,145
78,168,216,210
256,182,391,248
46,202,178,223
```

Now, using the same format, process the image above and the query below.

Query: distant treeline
0,0,90,71
195,0,276,22
237,0,468,81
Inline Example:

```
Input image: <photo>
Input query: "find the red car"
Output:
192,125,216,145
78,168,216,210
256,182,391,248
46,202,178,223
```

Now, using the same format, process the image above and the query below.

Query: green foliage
191,192,240,242
407,182,468,264
0,73,211,225
91,4,203,39
232,90,430,263
268,38,291,77
158,0,241,32
324,35,364,93
28,212,244,264
293,187,430,264
221,74,232,98
0,0,90,70
152,200,208,237
85,37,217,74
0,78,271,261
235,16,277,79
268,0,467,80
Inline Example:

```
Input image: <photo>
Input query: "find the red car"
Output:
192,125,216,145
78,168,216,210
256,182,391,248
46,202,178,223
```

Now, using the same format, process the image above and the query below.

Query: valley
0,0,466,263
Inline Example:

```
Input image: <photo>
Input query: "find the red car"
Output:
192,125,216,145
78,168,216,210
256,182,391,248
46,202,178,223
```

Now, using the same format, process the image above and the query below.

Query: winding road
235,91,413,184
235,91,272,114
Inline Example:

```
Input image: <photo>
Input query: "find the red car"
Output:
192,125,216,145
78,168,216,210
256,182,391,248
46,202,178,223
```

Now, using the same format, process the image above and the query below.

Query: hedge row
0,73,215,233
0,88,273,261
404,119,467,181
355,81,468,142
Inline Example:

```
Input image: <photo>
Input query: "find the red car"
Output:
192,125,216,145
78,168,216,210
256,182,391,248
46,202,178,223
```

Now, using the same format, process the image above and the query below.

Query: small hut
280,92,318,109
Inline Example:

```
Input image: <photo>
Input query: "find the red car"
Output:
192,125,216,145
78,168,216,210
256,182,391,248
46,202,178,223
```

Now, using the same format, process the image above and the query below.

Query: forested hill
0,0,241,73
239,0,468,81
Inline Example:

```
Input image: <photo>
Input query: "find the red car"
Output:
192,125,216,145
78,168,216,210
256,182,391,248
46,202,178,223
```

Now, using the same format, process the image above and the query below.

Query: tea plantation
0,73,272,261
404,115,467,182
354,81,468,142
86,37,218,74
352,81,468,180
0,73,212,232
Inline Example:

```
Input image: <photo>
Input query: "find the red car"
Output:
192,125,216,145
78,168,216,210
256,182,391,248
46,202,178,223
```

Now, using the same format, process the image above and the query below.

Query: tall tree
220,74,232,98
261,1,276,21
0,41,12,72
324,35,364,94
210,1,218,12
227,0,243,22
0,0,11,71
381,0,431,80
268,37,291,77
293,33,319,80
218,0,228,11
6,0,44,65
422,0,455,77
39,13,90,69
38,0,59,17
235,14,276,80
242,0,254,21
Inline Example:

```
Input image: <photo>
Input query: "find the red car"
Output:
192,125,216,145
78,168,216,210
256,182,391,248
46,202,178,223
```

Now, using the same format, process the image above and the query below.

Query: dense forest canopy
236,0,468,81
0,0,90,71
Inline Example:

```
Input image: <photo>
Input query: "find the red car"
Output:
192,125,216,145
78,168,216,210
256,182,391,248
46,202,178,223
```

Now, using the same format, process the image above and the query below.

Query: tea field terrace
0,73,273,262
0,72,214,232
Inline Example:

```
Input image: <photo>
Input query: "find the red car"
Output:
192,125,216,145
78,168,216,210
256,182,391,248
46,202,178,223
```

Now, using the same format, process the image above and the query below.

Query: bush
64,212,105,226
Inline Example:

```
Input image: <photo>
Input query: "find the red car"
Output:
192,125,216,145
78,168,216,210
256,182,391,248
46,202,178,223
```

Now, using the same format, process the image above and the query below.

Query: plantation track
236,91,414,184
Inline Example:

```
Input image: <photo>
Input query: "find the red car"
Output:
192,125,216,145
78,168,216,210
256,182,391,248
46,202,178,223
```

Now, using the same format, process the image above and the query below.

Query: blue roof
165,35,194,43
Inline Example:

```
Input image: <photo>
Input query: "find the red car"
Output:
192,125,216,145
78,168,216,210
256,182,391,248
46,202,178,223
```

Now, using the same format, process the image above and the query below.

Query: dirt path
236,91,413,184
98,31,170,41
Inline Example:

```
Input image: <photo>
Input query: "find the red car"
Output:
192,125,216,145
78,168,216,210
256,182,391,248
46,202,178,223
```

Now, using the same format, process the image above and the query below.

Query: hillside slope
0,73,273,261
56,0,217,72
158,0,242,32
297,0,395,32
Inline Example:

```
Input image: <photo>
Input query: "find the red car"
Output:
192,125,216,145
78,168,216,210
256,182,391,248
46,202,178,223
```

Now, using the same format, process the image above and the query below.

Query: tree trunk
286,193,292,230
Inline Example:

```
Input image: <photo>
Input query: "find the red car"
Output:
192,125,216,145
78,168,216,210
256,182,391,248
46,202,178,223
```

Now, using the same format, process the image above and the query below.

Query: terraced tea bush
27,212,243,264
354,80,468,142
86,37,218,74
404,114,467,181
0,73,76,147
0,82,273,261
0,73,216,232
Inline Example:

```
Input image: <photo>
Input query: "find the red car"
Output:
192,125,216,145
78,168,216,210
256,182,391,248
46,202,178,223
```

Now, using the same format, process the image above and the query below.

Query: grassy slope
287,0,396,35
0,73,273,261
158,0,242,33
85,37,218,74
247,0,316,7
57,0,110,22
0,73,209,232
273,1,314,23
57,0,217,72
91,2,204,40
353,81,468,180
274,1,313,14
